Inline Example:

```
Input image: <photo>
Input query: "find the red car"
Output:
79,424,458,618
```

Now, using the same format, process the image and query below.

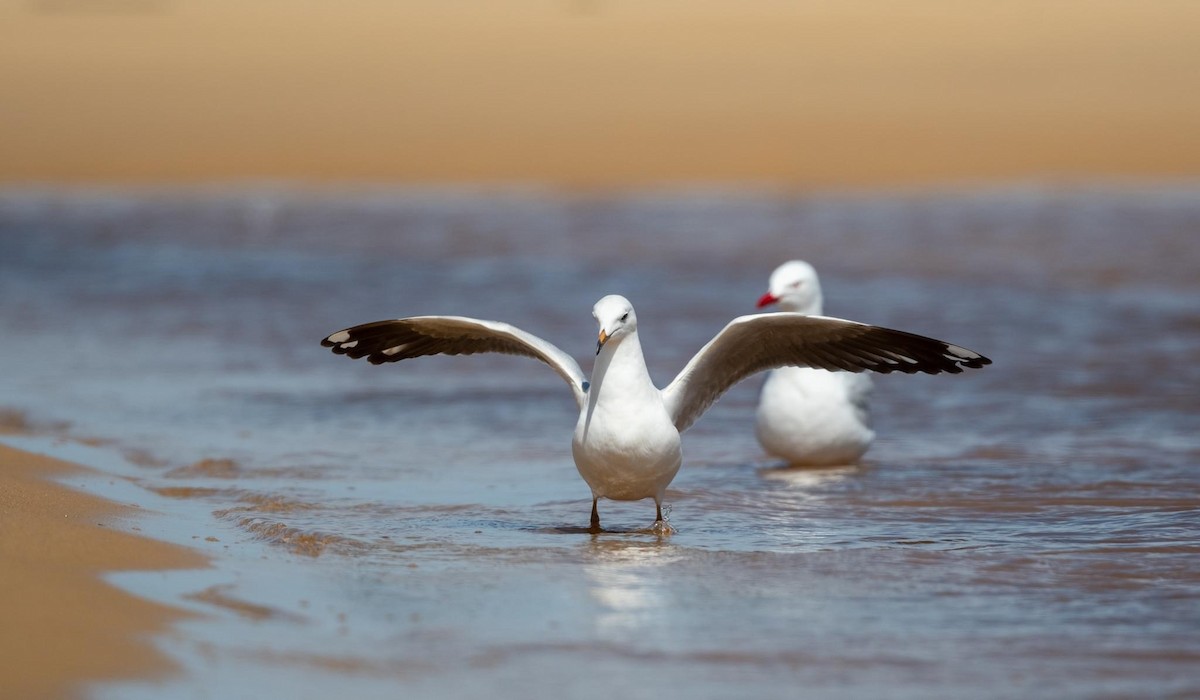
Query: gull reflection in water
751,465,861,531
583,538,680,637
758,464,859,493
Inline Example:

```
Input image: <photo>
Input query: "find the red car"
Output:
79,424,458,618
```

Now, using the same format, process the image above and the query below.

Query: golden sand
1,0,1198,186
0,442,205,698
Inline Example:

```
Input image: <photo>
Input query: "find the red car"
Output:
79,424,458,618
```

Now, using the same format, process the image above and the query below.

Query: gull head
593,294,637,355
757,260,823,314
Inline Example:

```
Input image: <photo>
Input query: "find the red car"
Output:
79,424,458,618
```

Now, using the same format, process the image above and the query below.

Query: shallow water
2,185,1199,698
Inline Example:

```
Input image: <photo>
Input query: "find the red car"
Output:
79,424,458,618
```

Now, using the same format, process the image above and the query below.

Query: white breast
572,396,681,501
571,333,682,502
755,366,874,466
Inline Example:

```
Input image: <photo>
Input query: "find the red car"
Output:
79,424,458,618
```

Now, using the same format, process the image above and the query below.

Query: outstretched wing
322,316,588,409
660,313,990,432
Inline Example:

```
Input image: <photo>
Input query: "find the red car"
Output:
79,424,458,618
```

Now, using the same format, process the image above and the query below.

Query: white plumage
754,261,875,466
322,293,989,529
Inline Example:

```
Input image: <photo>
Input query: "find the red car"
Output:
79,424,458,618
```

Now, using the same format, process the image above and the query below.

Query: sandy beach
0,438,205,699
1,0,1199,186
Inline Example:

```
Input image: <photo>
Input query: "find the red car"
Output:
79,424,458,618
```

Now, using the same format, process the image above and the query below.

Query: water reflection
4,188,1199,699
582,538,680,636
758,464,859,491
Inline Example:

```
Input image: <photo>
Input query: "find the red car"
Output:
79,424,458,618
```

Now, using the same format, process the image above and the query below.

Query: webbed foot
650,519,676,536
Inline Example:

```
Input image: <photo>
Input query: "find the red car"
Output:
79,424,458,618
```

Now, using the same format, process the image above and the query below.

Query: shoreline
0,439,206,699
2,177,1199,207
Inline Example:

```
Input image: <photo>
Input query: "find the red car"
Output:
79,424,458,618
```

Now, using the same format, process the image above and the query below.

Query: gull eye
620,313,629,322
789,281,802,289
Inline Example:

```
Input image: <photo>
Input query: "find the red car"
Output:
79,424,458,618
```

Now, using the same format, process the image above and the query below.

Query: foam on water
1,185,1199,698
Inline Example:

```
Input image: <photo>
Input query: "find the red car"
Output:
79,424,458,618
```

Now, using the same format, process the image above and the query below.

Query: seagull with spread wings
322,294,990,531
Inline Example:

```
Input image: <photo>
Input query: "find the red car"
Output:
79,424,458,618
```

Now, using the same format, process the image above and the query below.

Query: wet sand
0,440,205,699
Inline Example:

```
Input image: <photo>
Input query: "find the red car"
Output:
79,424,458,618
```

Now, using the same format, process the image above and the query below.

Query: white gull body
571,299,681,516
322,294,989,529
756,261,874,466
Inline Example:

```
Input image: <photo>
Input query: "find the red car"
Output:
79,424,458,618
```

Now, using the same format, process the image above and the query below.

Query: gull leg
651,498,674,535
590,497,601,532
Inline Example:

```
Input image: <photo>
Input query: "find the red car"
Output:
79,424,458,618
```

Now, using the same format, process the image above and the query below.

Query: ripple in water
2,186,1198,699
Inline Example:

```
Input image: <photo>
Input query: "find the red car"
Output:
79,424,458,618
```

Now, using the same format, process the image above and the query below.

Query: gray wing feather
322,316,588,409
661,313,990,432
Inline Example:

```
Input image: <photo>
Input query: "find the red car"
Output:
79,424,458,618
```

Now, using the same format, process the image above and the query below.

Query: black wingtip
943,343,992,372
958,353,992,370
322,328,356,353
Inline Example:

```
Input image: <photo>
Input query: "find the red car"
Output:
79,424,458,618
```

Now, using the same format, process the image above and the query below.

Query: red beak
756,292,779,308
